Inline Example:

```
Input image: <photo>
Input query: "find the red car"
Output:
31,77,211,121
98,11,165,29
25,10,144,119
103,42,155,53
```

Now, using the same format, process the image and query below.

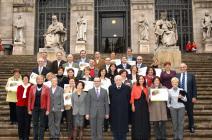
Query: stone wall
192,0,212,53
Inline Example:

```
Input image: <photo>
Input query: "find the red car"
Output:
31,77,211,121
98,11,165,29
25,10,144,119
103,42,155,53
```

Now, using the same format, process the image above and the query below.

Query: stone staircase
0,54,212,140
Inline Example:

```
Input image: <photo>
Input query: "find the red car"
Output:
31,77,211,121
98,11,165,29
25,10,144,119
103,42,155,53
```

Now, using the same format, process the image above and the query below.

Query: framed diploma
127,61,136,66
7,81,22,92
138,67,147,76
30,72,38,84
63,67,79,77
155,68,162,77
111,59,121,66
64,93,72,106
79,62,89,70
80,80,94,91
150,88,168,101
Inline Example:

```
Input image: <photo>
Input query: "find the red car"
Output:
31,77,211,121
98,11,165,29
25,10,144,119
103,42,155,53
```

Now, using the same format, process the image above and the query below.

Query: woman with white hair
168,77,187,140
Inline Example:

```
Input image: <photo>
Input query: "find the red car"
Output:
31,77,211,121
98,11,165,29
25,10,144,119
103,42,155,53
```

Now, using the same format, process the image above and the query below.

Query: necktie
96,89,100,98
39,67,42,74
181,73,185,89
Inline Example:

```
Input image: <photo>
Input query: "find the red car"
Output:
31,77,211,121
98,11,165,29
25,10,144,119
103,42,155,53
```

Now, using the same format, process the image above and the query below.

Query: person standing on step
51,52,66,74
48,77,64,140
5,68,22,125
28,75,50,140
109,75,131,140
176,63,197,133
71,81,87,140
86,77,109,140
32,57,49,77
16,74,32,140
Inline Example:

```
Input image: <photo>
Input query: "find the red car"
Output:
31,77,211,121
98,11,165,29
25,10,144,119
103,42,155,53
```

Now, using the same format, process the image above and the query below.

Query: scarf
22,83,31,98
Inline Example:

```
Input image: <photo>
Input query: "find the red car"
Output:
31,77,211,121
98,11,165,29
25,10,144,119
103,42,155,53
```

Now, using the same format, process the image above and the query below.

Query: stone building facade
0,0,211,55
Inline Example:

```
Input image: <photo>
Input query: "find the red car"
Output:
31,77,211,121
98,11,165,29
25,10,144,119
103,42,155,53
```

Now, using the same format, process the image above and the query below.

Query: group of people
5,48,197,140
185,41,197,52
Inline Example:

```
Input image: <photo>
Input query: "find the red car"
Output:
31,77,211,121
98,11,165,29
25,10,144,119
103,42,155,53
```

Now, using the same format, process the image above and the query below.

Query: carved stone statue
138,14,149,42
14,15,25,44
202,11,212,41
155,12,178,47
44,15,66,49
76,15,88,42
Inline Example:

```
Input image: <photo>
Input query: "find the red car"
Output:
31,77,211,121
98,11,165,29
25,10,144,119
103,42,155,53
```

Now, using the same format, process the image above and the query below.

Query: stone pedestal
203,38,212,52
139,40,150,53
75,41,87,54
38,47,66,61
12,42,26,55
154,46,181,70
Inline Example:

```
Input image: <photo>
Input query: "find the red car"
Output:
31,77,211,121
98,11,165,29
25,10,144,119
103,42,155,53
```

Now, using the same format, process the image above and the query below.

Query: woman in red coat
16,74,32,140
145,66,156,87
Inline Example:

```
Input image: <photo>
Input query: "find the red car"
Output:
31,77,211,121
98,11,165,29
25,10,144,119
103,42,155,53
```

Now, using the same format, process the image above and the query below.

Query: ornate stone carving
14,15,25,44
202,11,212,41
76,15,88,42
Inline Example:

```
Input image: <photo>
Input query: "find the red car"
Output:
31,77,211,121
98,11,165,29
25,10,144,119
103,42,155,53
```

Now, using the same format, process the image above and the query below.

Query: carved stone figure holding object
138,14,149,42
14,15,25,44
202,11,212,41
76,15,88,42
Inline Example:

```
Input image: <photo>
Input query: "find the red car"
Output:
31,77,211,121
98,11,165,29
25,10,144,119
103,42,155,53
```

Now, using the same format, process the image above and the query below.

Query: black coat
51,60,66,74
32,67,49,77
109,84,131,133
117,63,131,69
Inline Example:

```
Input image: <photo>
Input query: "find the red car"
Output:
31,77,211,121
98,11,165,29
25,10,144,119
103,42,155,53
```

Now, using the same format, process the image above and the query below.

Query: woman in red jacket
16,74,32,140
28,75,50,140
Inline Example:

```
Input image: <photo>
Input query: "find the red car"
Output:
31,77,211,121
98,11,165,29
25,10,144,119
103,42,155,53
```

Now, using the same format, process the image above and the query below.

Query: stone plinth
203,38,212,52
154,46,181,70
12,42,26,55
38,47,66,61
139,40,150,53
75,41,86,54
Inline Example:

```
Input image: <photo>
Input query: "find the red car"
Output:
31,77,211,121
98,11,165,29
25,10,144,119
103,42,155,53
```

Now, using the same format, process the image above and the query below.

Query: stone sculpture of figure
14,15,25,44
138,14,149,42
155,12,178,47
202,11,212,40
76,15,88,42
44,15,66,49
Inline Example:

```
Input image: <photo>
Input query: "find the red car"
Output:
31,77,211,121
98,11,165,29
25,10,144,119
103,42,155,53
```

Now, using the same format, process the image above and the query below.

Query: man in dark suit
117,56,131,69
102,57,111,72
136,56,147,68
76,50,90,64
86,77,109,140
40,52,52,71
51,52,66,74
176,63,197,133
109,75,131,140
126,48,136,61
32,57,49,77
62,54,79,68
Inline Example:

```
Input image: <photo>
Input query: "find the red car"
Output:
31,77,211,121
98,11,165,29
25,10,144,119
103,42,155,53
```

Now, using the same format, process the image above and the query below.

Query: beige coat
148,86,168,122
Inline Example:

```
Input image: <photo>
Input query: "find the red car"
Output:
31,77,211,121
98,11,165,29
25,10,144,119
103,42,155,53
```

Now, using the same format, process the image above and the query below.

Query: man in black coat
51,52,66,74
176,63,197,133
109,75,131,140
32,57,49,77
117,56,131,69
126,48,136,61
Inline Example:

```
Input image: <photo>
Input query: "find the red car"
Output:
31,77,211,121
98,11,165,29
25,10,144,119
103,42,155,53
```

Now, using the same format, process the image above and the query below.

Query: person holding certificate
28,75,50,140
62,68,77,88
78,66,94,81
128,65,139,84
106,63,118,84
16,74,32,140
71,81,87,140
130,75,150,140
5,68,22,125
168,77,187,140
145,66,156,87
149,77,168,140
64,78,76,140
119,69,131,87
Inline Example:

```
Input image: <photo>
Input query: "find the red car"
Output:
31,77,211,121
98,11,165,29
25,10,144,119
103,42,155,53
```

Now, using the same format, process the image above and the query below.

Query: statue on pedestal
155,12,178,47
44,15,66,49
76,15,88,42
14,15,25,44
138,14,149,42
202,11,212,41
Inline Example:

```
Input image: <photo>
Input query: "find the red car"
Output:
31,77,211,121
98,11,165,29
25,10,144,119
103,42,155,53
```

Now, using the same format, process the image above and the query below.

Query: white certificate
138,67,147,76
64,84,70,89
80,80,94,91
64,93,72,106
44,81,52,88
7,81,22,92
63,67,79,77
150,88,168,101
111,59,121,66
29,72,38,85
127,61,136,66
155,68,162,77
79,62,89,70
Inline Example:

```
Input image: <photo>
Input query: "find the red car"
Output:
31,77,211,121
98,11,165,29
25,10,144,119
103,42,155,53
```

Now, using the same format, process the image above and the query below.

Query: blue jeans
113,132,127,140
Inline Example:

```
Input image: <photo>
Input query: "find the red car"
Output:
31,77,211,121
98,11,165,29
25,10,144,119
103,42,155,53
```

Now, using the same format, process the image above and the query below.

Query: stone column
130,0,155,54
0,0,13,44
70,0,94,54
193,0,212,53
